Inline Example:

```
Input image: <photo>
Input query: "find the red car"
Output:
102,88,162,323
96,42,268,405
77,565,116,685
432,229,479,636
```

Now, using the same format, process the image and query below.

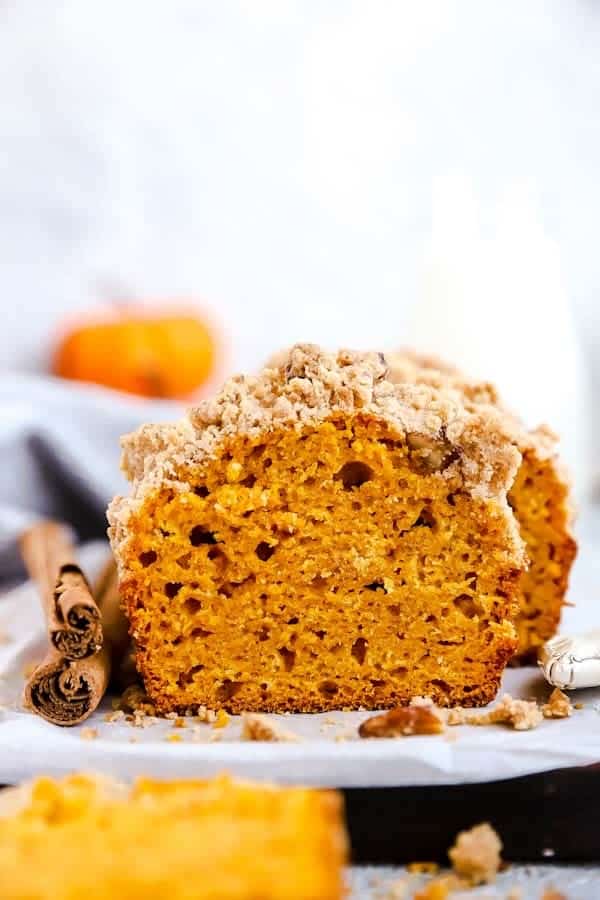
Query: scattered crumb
103,710,126,723
574,702,584,710
540,890,567,900
505,889,523,900
447,694,543,731
379,877,408,899
361,691,549,738
448,822,502,885
359,706,445,738
173,717,187,729
409,696,436,709
196,705,217,724
165,711,178,720
213,709,230,729
543,688,573,719
128,736,138,743
413,874,464,900
80,728,98,741
116,683,157,717
208,731,222,743
165,733,183,743
406,862,439,875
323,716,337,725
241,713,301,742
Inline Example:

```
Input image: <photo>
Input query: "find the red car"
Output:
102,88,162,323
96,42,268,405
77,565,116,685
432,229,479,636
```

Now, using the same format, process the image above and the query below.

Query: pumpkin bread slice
0,773,347,900
108,344,526,714
387,350,577,663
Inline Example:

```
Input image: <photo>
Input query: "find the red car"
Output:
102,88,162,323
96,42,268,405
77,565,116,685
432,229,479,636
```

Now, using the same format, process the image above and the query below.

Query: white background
1,1,599,408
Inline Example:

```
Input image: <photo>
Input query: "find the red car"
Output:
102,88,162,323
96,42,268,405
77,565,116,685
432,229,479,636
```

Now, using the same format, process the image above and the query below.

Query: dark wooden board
344,764,600,864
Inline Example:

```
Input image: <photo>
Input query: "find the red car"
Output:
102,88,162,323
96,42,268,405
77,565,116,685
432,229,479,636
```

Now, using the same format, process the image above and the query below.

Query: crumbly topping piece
358,706,445,738
406,862,439,875
359,692,549,737
109,344,525,566
387,349,563,467
241,713,301,743
213,709,230,729
378,877,409,899
542,688,573,719
116,683,157,717
448,822,502,885
446,694,543,731
196,705,217,724
413,875,465,899
79,728,98,741
388,349,501,407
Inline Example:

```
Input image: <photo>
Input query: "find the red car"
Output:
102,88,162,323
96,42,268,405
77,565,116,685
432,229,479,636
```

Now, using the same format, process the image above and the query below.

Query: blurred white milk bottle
408,176,589,502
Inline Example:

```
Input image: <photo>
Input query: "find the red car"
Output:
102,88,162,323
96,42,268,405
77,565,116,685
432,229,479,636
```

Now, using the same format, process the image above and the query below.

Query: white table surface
349,864,599,899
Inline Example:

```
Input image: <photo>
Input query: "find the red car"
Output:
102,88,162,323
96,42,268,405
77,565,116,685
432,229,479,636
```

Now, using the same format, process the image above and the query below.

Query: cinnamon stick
92,556,129,660
92,556,135,691
20,526,128,727
23,646,111,727
19,522,102,660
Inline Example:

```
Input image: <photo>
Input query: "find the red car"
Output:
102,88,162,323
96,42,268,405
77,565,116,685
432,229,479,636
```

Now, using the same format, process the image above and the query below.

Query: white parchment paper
1,531,599,789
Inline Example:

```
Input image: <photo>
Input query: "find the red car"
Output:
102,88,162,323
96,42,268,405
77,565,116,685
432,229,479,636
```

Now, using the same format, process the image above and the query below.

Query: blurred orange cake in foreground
387,350,577,662
0,773,347,900
109,344,527,714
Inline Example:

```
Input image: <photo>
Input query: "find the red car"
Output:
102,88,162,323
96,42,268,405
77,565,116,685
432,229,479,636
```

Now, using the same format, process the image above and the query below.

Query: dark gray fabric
0,374,179,581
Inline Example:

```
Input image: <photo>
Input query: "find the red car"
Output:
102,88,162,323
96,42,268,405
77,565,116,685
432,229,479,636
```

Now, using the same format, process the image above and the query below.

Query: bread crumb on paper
241,713,301,742
542,688,573,719
212,709,230,729
378,877,409,899
406,862,439,875
447,694,543,731
448,822,502,885
359,691,549,739
505,888,523,900
413,874,464,899
196,705,217,724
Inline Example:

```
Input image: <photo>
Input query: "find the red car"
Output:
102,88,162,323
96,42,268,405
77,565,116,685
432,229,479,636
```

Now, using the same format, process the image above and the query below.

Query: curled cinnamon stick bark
92,556,128,659
20,522,102,660
20,524,127,726
23,646,111,727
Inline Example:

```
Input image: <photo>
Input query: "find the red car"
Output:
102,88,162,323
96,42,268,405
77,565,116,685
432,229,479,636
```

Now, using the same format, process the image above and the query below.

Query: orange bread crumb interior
110,346,526,713
0,773,347,900
387,351,577,662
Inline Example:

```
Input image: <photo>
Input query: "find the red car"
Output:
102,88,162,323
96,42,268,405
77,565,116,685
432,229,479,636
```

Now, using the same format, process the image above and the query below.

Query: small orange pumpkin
53,307,217,399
